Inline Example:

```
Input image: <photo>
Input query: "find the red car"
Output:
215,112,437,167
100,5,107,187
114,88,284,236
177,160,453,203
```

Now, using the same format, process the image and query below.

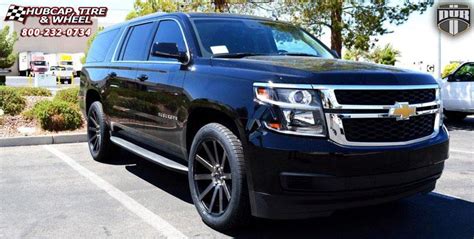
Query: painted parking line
43,145,187,239
449,149,473,155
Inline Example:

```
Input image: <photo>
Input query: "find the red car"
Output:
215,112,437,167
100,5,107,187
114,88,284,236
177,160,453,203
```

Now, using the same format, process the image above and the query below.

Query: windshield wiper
277,52,320,57
212,52,266,58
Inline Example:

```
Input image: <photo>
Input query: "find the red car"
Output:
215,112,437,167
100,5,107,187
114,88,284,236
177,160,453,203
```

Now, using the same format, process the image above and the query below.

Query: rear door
105,21,156,131
132,19,189,156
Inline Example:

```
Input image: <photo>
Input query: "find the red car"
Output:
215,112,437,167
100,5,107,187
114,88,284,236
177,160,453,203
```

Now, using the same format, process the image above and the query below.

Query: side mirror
331,49,340,59
151,42,188,63
447,74,456,82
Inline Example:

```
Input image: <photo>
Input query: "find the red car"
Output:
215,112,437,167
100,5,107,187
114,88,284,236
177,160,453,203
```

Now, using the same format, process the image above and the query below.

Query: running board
110,136,188,173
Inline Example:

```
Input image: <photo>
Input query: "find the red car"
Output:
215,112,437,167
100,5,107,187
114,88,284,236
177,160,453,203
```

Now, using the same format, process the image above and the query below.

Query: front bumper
245,126,449,219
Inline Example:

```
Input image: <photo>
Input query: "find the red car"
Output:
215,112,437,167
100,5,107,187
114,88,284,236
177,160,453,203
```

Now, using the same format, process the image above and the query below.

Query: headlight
254,86,326,136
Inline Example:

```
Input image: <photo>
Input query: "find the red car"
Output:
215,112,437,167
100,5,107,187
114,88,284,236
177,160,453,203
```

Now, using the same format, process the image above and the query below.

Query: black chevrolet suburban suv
80,13,449,230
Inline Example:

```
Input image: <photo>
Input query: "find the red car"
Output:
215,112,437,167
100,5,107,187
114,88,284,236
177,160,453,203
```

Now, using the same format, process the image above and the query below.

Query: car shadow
110,150,474,239
121,151,193,204
228,193,474,239
445,116,474,131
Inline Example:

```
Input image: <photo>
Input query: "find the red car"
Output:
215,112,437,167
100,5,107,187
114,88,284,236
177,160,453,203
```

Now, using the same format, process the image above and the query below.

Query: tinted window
192,19,333,58
454,63,474,82
121,22,155,61
149,20,186,61
86,29,119,63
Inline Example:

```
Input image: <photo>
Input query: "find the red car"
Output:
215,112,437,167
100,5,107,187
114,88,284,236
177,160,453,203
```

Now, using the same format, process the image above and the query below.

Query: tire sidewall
188,124,245,227
87,102,110,160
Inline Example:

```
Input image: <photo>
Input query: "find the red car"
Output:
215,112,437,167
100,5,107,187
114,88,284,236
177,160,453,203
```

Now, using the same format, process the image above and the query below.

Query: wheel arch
184,101,247,155
85,89,101,115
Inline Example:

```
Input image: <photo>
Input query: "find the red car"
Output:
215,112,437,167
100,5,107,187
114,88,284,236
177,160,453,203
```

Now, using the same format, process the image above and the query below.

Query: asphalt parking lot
1,118,473,238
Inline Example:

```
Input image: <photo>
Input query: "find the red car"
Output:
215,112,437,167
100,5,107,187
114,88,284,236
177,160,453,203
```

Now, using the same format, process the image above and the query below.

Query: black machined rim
193,139,232,216
87,110,101,154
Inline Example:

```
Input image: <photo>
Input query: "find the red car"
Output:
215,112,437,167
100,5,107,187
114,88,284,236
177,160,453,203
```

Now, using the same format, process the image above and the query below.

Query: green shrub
0,86,26,115
16,87,52,96
31,99,83,131
55,87,79,104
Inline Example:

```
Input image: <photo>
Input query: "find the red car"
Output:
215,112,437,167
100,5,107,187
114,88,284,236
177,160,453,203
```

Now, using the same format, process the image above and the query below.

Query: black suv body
80,13,449,230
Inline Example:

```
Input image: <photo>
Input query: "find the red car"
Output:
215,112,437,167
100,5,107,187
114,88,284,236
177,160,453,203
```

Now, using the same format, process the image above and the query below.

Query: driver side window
149,20,186,62
453,63,474,82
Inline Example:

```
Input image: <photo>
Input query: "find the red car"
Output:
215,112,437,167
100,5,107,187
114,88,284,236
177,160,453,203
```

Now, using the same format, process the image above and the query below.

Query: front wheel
188,123,250,231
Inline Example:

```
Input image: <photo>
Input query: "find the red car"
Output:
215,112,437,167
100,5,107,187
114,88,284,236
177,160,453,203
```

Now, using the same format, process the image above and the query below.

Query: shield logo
438,4,470,36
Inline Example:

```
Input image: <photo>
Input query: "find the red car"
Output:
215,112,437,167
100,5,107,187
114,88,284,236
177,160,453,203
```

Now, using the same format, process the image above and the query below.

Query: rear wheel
188,123,250,231
87,101,115,162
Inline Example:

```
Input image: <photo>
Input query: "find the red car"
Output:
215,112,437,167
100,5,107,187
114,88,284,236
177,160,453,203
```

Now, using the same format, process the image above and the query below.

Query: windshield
60,61,73,66
51,66,66,71
32,61,46,66
192,18,334,58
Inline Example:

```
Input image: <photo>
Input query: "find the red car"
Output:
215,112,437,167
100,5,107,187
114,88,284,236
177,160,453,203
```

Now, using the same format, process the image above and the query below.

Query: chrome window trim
111,18,191,65
254,82,441,146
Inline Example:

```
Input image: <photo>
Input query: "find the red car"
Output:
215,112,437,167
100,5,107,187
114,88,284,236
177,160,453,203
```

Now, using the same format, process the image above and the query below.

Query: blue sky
1,0,472,76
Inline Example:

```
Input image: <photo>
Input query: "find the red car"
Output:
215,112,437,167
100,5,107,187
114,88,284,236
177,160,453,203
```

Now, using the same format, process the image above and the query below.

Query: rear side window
120,22,155,61
149,20,186,61
86,29,119,63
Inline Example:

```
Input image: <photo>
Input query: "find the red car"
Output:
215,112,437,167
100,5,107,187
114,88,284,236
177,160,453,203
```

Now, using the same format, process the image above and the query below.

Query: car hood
244,56,408,73
210,56,437,85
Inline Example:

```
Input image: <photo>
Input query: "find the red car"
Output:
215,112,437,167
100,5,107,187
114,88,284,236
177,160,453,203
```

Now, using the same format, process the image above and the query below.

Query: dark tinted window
121,22,155,61
149,20,186,61
86,29,119,63
454,63,474,82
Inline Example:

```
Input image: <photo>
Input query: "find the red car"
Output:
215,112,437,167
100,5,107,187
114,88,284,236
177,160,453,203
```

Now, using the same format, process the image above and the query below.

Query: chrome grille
342,114,436,142
318,84,441,146
334,88,436,105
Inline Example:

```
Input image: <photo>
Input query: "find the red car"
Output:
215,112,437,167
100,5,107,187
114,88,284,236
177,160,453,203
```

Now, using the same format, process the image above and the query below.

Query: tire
87,101,115,162
188,123,250,231
444,111,467,122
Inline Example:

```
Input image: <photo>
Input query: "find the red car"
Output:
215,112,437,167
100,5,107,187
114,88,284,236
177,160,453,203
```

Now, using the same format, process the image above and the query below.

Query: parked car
49,66,73,84
441,62,474,121
80,13,449,230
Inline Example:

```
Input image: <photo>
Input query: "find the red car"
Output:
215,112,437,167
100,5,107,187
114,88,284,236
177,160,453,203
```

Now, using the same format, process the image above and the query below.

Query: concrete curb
0,133,87,147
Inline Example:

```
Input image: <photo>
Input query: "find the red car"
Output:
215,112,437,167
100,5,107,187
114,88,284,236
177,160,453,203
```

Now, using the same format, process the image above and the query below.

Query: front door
133,19,189,156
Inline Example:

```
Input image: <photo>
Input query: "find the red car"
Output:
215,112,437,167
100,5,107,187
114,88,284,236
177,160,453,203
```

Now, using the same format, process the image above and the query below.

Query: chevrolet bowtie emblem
389,102,416,120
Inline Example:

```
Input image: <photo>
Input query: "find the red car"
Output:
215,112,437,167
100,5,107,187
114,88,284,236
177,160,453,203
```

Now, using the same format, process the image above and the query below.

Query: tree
442,62,460,78
343,48,367,61
125,0,232,20
367,44,400,65
282,1,433,56
0,26,18,85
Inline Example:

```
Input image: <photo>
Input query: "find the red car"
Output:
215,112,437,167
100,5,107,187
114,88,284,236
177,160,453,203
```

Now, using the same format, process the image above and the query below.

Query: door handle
137,74,149,81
